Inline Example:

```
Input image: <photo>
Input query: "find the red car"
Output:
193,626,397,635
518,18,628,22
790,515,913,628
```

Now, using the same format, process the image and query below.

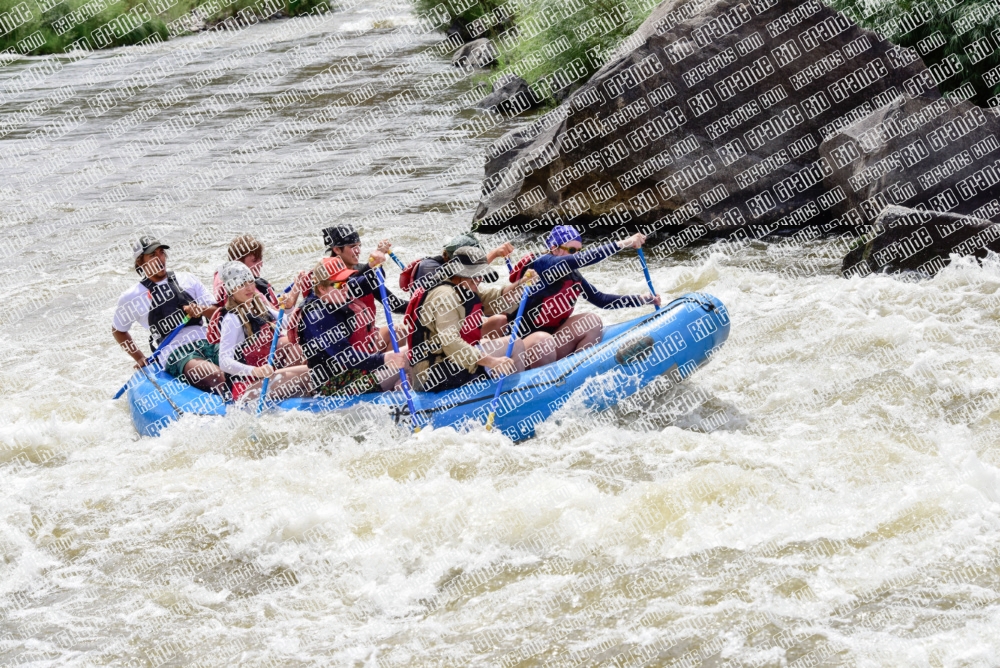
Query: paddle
112,316,191,399
373,264,420,432
637,247,660,311
257,283,295,415
388,251,406,270
485,279,533,432
139,364,184,417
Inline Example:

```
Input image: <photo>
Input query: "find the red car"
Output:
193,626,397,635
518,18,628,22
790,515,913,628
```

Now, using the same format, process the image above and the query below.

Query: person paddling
214,234,302,366
211,262,311,402
112,236,225,394
400,233,515,340
402,233,514,293
509,225,661,363
322,225,409,351
405,246,551,392
298,257,411,396
213,235,288,307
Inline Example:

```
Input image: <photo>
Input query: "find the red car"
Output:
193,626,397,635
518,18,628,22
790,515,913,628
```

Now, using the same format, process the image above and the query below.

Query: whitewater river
2,1,1000,665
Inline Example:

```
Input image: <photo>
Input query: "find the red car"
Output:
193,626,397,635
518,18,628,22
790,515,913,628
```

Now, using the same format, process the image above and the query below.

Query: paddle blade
485,412,496,431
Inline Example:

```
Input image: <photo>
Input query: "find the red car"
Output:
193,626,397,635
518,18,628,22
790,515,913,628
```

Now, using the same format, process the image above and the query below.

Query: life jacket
399,256,444,292
507,252,536,282
141,272,200,349
404,282,483,366
346,292,380,354
523,255,584,331
206,307,275,366
295,294,345,372
213,272,278,308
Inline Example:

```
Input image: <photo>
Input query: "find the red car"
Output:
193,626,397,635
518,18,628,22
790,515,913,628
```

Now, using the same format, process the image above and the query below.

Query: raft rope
397,294,717,422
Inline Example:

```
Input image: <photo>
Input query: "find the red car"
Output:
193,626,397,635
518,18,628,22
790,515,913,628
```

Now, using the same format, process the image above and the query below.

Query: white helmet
219,261,254,294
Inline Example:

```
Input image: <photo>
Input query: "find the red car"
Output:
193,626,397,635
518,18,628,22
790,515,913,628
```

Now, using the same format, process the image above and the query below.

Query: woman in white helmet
209,262,311,402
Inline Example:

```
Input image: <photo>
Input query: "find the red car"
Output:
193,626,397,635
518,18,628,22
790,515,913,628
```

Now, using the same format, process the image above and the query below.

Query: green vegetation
415,0,659,105
829,0,1000,107
0,0,329,56
418,0,1000,108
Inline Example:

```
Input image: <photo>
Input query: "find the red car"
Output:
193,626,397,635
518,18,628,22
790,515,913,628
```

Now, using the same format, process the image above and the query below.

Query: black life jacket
141,272,200,349
255,277,278,308
400,256,446,292
404,282,484,367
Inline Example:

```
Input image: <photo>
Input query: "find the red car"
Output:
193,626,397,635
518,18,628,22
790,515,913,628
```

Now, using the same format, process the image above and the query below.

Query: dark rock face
473,0,937,237
841,206,1000,277
452,38,498,70
476,74,544,116
818,94,1000,227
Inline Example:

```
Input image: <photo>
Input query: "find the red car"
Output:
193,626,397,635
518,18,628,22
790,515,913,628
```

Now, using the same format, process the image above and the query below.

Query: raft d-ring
691,293,715,312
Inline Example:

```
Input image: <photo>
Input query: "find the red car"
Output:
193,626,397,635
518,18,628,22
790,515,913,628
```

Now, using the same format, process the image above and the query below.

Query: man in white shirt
112,236,226,394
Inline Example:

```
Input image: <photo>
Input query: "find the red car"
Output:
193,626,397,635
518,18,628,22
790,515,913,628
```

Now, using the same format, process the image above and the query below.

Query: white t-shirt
113,272,214,361
218,306,278,377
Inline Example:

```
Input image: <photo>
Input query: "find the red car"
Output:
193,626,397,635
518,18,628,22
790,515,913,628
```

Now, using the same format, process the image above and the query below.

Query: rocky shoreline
461,0,1000,279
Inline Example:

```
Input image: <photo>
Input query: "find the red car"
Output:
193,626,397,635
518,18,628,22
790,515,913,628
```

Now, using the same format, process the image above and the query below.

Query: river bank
0,0,330,55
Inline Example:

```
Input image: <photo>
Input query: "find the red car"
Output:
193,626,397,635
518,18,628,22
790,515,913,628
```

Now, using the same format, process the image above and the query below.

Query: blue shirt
528,242,647,309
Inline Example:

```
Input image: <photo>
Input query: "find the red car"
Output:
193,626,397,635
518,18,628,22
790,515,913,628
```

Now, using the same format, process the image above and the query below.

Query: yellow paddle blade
485,413,496,431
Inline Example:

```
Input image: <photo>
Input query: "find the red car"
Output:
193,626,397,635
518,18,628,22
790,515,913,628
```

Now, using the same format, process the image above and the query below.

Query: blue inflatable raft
124,293,730,441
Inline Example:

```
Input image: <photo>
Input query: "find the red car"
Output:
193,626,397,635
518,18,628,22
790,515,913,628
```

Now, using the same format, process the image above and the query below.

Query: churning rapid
2,1,1000,665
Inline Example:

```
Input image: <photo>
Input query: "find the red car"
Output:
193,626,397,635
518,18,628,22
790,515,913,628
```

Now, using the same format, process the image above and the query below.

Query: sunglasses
558,244,582,254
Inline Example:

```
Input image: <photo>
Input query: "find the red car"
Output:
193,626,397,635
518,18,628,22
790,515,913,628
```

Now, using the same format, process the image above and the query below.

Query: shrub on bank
417,0,999,108
0,0,329,56
828,0,1000,107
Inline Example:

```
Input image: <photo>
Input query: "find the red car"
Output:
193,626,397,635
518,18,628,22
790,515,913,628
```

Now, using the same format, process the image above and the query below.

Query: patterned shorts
312,366,380,396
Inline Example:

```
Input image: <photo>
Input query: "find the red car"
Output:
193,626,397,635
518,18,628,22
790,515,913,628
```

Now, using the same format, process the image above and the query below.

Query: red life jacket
399,259,422,292
507,253,536,282
346,292,380,354
404,283,483,365
529,280,584,330
207,308,275,368
520,253,583,331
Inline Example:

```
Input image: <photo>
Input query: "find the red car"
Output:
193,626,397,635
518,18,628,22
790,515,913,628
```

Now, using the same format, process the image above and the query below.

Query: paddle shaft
388,252,406,270
374,267,420,430
139,364,184,417
256,282,296,415
112,316,191,399
486,284,531,429
637,248,660,311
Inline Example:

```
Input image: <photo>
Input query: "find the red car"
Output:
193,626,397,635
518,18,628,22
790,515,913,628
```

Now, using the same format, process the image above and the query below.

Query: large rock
841,206,1000,277
476,74,543,117
452,38,498,69
818,94,1000,226
473,0,937,237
